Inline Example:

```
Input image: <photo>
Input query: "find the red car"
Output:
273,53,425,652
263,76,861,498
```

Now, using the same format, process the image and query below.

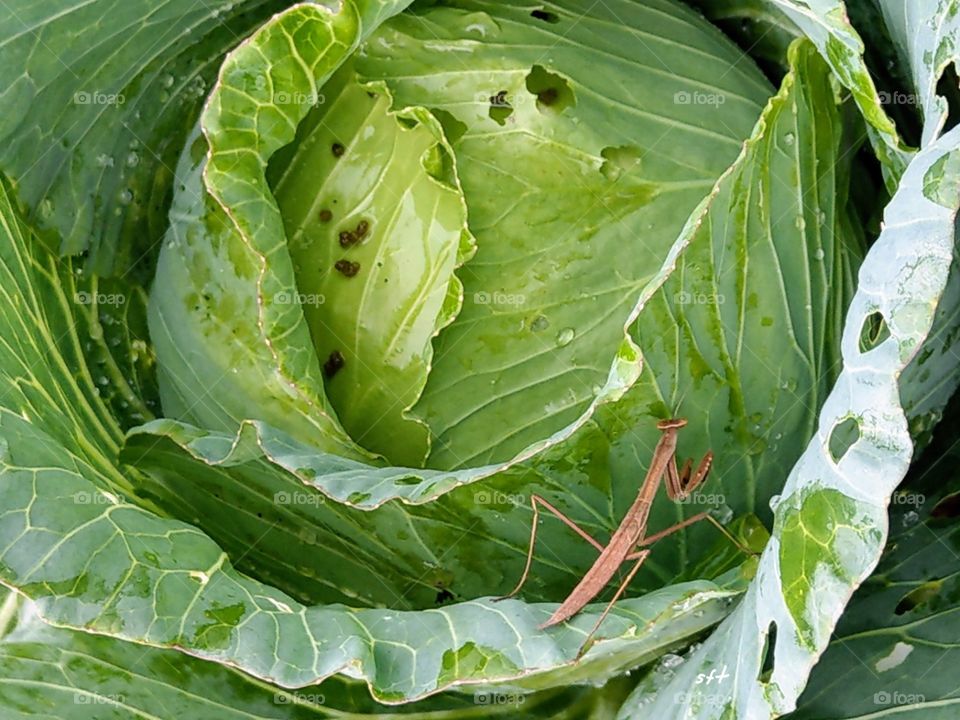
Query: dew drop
556,327,575,346
126,152,140,168
530,315,549,332
95,154,115,168
662,653,685,669
784,132,795,145
813,247,825,261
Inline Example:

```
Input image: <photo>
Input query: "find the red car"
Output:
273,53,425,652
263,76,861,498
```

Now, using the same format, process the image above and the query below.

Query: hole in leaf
828,417,860,463
936,61,960,133
600,145,642,181
894,580,941,615
858,311,890,353
323,350,345,378
430,108,467,144
525,64,575,113
488,90,513,125
530,8,559,23
759,621,777,683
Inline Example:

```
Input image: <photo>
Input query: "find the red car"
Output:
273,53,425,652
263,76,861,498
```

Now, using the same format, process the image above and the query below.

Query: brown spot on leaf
335,259,360,277
331,142,345,157
319,209,333,223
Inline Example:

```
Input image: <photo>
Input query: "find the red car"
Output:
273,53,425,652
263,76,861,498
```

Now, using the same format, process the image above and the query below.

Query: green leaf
0,0,292,275
767,0,912,184
0,403,748,699
874,0,960,147
620,39,861,528
150,2,416,461
787,481,960,720
266,61,476,466
354,0,773,469
0,591,653,718
621,67,960,720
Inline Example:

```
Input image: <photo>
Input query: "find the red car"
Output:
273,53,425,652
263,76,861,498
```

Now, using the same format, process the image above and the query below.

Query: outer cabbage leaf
788,475,960,720
766,0,912,185
0,591,638,719
0,0,290,275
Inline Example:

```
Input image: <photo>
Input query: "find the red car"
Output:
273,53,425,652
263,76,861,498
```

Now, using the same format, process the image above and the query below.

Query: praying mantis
497,417,748,647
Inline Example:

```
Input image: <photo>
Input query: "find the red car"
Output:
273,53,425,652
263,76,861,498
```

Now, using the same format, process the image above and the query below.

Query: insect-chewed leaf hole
894,579,941,615
828,416,860,463
530,8,560,23
430,108,467,143
600,145,642,181
758,620,777,683
936,61,960,133
858,310,890,353
488,90,513,125
525,64,575,113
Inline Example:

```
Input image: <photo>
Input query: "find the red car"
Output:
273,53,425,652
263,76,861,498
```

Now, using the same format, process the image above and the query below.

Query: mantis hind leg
495,495,604,601
576,550,651,657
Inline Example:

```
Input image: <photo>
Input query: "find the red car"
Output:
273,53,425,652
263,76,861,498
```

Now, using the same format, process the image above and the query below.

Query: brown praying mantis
497,417,749,649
